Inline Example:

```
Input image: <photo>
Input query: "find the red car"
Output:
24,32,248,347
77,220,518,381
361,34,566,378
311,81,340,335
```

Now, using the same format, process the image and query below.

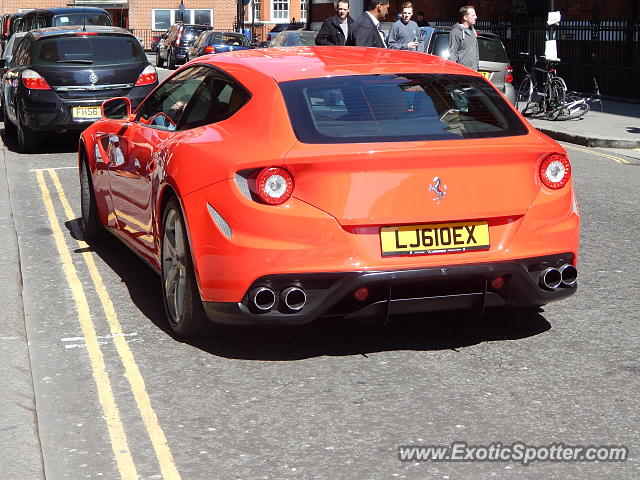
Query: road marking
35,170,139,480
30,166,77,172
564,144,631,164
48,169,182,480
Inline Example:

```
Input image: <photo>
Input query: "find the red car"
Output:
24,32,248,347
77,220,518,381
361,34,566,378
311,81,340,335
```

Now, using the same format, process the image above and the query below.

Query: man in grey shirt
387,1,421,50
448,5,479,70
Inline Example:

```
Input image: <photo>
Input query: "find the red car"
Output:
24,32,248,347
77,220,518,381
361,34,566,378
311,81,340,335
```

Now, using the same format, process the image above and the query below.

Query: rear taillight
540,153,571,189
203,45,215,54
176,27,183,46
135,65,157,86
505,65,513,83
76,31,98,36
252,167,294,205
21,69,51,90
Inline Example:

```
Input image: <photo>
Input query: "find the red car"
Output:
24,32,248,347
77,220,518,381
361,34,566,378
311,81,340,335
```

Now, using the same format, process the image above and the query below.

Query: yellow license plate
380,221,490,256
479,71,490,79
72,106,101,119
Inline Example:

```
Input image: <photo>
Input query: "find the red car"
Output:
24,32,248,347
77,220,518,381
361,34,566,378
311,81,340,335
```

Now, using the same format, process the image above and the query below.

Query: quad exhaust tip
281,286,307,312
539,264,577,290
250,287,276,311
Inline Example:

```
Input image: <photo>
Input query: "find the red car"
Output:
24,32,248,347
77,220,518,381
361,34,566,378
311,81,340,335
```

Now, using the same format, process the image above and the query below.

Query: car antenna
82,3,87,31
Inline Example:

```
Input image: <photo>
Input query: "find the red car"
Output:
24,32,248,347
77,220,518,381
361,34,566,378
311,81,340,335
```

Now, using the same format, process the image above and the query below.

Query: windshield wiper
55,59,94,64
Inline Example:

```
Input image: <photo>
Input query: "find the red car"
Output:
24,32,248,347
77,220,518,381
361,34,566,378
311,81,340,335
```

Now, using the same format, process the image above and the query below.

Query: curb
533,127,640,149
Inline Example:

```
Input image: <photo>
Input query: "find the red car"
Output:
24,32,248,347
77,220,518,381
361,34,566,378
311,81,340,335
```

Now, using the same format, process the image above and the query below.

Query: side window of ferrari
179,67,251,130
136,66,209,131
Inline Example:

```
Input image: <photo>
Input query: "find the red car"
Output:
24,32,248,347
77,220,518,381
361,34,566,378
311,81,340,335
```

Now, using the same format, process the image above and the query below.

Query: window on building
253,0,261,21
300,0,307,21
152,9,212,29
272,0,289,20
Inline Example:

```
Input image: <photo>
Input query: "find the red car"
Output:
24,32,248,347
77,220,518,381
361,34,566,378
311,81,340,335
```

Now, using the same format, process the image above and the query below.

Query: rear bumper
18,84,155,132
203,253,577,326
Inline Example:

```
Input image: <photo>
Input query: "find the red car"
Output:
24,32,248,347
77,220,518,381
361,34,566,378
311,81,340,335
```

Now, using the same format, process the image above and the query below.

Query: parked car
187,31,251,60
78,46,579,337
420,26,516,104
17,7,112,32
266,22,305,43
1,26,157,153
156,22,212,69
267,30,317,47
0,13,24,54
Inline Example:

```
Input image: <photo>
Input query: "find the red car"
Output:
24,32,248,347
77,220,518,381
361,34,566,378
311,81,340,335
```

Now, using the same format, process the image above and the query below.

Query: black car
156,22,212,69
17,7,112,32
186,31,252,59
1,13,24,51
1,26,157,153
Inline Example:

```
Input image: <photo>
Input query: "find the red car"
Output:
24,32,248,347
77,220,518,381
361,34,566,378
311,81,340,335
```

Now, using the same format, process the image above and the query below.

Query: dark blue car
186,31,252,61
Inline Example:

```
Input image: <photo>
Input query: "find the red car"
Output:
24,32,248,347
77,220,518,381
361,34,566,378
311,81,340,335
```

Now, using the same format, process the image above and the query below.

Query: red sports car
79,47,579,336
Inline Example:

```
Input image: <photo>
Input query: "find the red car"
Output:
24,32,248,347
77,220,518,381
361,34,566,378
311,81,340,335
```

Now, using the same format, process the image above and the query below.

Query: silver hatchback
419,26,516,104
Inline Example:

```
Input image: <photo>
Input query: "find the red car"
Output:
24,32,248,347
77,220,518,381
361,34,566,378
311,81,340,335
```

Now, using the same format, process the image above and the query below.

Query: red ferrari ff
79,47,579,336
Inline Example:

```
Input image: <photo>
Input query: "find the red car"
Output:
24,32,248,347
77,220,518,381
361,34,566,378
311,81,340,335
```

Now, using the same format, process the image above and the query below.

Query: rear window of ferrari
279,74,527,143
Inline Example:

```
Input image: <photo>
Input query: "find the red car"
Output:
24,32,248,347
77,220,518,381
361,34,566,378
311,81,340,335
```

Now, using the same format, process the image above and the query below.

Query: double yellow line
564,144,631,164
35,168,181,480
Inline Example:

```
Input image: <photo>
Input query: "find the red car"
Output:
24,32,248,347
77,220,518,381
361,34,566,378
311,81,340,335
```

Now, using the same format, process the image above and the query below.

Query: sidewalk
528,98,640,149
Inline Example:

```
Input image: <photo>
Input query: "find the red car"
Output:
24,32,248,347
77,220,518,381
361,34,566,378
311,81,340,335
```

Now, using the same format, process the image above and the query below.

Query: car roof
420,25,501,40
195,46,477,83
22,7,109,15
28,26,132,39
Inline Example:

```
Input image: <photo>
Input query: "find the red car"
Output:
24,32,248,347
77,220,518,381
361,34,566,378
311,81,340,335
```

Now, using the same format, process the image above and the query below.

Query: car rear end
19,28,157,132
174,25,212,64
183,63,578,325
202,32,252,55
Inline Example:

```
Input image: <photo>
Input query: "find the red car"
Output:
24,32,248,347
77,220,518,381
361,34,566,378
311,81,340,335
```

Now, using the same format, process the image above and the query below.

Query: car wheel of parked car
80,156,104,240
2,106,15,138
161,198,207,336
156,48,164,68
168,49,176,70
16,115,37,154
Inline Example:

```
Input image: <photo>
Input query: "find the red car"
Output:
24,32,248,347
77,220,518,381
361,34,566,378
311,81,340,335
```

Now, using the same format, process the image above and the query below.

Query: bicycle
555,78,603,121
516,52,566,120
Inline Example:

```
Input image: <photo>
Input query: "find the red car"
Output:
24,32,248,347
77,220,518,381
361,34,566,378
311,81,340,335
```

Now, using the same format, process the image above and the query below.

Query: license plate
479,71,490,79
380,221,490,256
72,106,101,119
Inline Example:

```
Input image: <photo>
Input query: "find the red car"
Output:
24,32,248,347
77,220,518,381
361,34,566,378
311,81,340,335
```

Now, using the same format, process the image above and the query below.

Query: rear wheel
3,108,16,139
16,115,38,154
556,95,590,121
545,78,566,120
516,76,534,115
156,49,164,68
80,156,105,240
161,198,208,337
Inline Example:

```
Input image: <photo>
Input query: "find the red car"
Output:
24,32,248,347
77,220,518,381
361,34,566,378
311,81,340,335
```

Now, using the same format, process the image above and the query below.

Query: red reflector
491,276,505,289
354,287,369,302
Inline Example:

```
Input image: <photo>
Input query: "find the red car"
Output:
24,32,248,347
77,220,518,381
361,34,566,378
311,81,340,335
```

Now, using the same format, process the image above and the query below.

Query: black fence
471,19,640,101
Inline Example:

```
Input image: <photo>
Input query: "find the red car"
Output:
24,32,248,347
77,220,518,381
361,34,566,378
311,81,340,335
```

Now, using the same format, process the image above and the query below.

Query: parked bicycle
516,52,566,120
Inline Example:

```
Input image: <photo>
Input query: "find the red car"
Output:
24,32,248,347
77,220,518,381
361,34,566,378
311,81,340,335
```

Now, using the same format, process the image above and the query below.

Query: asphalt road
2,129,639,479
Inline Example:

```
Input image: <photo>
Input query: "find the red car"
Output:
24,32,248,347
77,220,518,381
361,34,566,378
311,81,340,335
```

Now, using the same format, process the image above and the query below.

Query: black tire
167,48,176,70
80,156,105,240
545,78,566,121
16,114,38,153
3,109,16,140
156,49,164,68
161,198,208,337
516,76,534,115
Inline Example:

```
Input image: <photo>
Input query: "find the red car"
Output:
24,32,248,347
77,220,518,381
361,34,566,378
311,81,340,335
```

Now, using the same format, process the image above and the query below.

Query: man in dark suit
316,0,354,46
345,0,389,48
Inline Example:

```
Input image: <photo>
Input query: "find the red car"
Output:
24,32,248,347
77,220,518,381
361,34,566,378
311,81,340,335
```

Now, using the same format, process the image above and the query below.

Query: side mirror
102,97,132,120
